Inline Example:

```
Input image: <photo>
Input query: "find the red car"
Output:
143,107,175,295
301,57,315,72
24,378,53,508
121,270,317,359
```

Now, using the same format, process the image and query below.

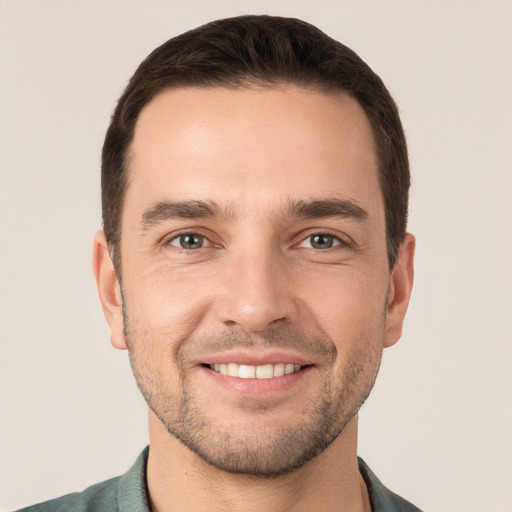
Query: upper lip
196,350,314,367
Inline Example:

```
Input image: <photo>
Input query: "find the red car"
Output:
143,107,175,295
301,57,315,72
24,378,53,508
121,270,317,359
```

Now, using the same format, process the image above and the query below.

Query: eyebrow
140,197,368,230
284,198,369,222
141,200,228,229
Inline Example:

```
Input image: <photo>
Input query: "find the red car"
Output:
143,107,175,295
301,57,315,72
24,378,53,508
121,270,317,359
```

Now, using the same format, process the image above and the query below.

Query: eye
168,233,210,250
298,233,342,250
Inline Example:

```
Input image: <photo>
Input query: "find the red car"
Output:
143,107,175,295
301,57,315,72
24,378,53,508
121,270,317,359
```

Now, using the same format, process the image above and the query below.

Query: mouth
205,362,308,379
196,352,315,396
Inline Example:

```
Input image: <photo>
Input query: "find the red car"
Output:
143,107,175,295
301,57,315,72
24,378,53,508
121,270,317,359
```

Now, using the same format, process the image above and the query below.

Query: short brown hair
102,15,409,271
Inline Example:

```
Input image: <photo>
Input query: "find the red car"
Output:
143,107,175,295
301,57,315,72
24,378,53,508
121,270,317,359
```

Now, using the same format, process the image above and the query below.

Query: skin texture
93,85,415,512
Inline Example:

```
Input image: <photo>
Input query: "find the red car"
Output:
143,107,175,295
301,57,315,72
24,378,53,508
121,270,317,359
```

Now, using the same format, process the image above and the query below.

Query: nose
213,247,300,333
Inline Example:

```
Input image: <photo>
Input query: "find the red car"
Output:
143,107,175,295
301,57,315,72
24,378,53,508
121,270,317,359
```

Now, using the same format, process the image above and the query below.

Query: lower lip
198,365,314,396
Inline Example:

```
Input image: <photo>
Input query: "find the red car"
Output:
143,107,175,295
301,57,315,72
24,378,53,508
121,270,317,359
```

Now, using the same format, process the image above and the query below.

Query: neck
146,410,370,512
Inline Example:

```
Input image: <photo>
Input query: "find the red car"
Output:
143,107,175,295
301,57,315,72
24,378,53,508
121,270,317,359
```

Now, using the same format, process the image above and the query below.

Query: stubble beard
124,312,383,477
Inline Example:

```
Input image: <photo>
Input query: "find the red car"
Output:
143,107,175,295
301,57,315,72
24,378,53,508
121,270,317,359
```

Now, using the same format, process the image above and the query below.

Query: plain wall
1,1,511,510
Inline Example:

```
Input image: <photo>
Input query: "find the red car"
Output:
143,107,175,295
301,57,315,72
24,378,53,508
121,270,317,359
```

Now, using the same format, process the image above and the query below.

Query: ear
92,231,127,350
383,233,415,348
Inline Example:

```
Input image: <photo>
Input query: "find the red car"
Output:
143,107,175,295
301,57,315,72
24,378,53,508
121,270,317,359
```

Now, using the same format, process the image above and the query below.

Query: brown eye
169,234,209,250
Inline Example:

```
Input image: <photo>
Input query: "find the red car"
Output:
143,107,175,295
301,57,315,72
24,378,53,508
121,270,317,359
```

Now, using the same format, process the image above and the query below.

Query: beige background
1,1,511,510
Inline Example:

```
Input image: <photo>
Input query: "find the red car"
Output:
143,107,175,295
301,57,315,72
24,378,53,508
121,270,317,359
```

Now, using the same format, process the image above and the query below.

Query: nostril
216,291,298,334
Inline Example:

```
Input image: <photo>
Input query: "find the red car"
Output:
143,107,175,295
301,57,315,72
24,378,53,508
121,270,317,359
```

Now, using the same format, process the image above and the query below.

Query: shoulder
358,457,423,512
14,476,121,512
15,447,150,512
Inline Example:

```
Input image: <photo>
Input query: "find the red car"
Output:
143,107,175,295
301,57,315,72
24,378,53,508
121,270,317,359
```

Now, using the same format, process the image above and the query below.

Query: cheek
122,279,190,395
123,265,213,344
301,266,388,338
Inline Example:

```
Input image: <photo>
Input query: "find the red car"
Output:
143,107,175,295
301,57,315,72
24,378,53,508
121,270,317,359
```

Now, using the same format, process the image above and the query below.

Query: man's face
102,86,411,475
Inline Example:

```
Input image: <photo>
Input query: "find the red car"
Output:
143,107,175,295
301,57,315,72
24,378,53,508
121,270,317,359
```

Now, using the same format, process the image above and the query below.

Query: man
18,15,419,512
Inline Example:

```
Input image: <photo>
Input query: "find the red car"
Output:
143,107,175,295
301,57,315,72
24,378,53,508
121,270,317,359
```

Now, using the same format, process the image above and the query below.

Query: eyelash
164,229,350,251
164,229,215,251
296,232,347,250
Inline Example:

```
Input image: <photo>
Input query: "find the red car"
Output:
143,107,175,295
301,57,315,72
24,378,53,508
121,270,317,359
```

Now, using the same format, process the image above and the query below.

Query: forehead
126,85,382,221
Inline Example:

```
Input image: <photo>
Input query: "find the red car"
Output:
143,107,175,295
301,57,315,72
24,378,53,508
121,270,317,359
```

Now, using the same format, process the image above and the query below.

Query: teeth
239,365,256,379
256,364,273,379
210,362,304,379
273,363,285,377
284,363,295,375
227,363,239,377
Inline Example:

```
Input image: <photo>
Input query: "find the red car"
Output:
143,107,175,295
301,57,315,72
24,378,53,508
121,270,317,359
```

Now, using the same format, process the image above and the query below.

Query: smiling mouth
206,363,308,379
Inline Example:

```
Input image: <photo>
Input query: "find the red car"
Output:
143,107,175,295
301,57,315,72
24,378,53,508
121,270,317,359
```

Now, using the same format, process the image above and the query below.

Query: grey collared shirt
17,447,422,511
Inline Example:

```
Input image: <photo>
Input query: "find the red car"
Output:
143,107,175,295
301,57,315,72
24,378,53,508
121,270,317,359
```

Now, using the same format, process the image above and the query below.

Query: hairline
109,81,396,277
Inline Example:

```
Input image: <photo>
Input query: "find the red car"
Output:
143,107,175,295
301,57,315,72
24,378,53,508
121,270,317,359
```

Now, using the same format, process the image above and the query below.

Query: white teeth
284,363,295,375
239,365,256,379
211,362,304,379
256,364,274,379
227,363,239,377
273,363,285,377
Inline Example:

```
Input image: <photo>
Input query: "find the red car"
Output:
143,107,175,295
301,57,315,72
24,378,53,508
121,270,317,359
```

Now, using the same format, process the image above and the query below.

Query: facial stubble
123,309,384,477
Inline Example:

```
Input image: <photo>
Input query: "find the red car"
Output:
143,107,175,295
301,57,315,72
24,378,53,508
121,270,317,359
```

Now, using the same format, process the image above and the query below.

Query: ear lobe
92,231,127,350
383,233,415,348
